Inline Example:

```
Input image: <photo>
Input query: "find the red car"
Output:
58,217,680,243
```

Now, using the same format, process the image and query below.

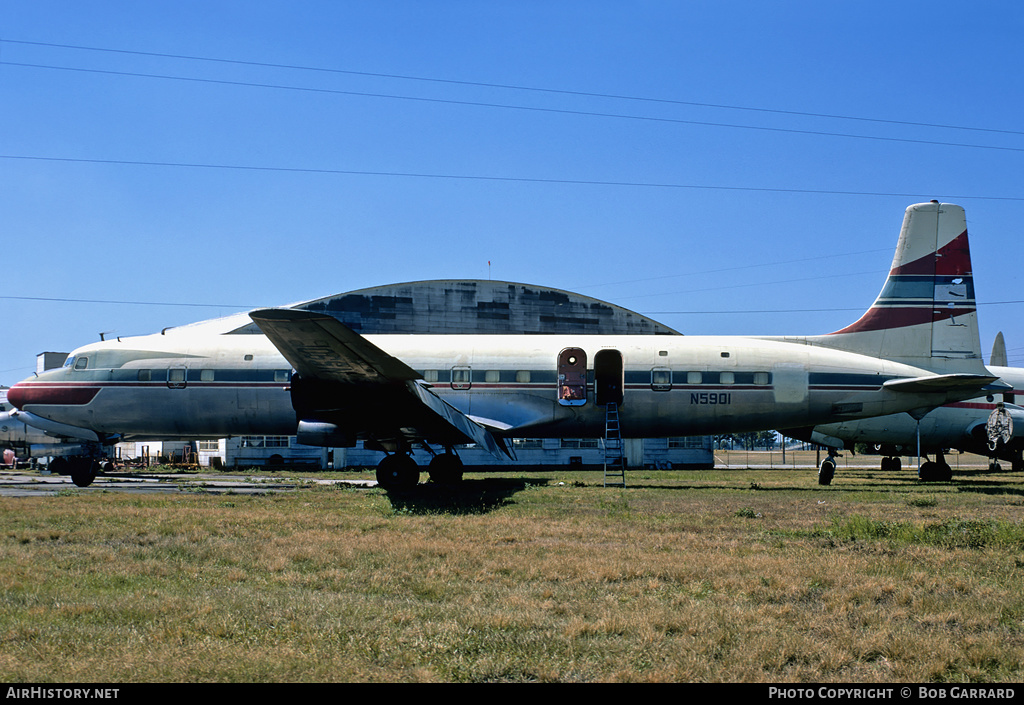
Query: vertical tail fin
806,201,986,373
991,332,1007,367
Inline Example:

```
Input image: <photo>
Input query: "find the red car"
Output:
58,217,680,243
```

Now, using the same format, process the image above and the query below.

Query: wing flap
407,381,511,458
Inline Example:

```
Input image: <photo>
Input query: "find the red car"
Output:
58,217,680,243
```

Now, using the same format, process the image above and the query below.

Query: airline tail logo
832,227,974,335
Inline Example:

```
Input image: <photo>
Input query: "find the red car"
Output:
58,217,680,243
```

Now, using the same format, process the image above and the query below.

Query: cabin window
244,354,254,362
274,370,291,383
74,357,88,370
651,368,672,391
423,370,439,383
686,371,702,385
137,370,152,382
720,372,735,385
200,370,215,382
451,367,472,390
753,372,769,386
485,370,500,383
516,370,531,383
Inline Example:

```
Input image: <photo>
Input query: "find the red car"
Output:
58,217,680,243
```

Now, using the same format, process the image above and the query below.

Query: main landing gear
880,456,902,472
917,452,953,482
48,456,107,488
374,451,465,490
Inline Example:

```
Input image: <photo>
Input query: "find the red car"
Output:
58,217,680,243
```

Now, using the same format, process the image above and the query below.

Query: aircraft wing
249,308,510,458
249,308,420,384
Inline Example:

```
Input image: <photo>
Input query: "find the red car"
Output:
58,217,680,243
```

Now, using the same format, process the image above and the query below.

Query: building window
198,440,219,452
669,437,707,449
240,436,290,448
560,438,599,449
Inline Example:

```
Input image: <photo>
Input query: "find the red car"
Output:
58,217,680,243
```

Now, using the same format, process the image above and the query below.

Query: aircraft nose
5,380,100,409
6,381,29,410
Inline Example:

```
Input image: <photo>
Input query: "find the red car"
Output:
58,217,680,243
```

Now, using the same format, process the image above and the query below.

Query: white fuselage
7,319,994,444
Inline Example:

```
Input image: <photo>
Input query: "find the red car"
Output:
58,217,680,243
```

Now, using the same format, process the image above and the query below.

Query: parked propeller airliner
8,201,1005,488
792,334,1024,483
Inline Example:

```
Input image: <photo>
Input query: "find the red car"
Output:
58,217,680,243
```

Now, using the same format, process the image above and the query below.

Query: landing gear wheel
428,453,464,484
918,461,936,481
376,454,420,490
881,456,901,472
818,457,836,486
918,461,951,482
49,457,70,476
939,462,953,481
70,458,98,488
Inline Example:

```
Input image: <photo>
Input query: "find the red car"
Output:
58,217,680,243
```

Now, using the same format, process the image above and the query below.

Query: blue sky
1,1,1022,386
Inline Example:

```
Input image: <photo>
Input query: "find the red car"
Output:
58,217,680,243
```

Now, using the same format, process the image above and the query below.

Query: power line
5,60,1024,155
3,154,1023,201
4,38,1023,138
0,295,254,309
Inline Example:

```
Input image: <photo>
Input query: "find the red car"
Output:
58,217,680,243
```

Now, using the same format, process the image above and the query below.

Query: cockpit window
63,355,76,368
74,357,89,370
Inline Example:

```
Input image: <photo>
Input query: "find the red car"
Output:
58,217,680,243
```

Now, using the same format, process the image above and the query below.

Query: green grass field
2,454,1023,682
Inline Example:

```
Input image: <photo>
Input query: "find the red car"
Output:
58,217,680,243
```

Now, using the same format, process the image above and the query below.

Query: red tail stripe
891,230,972,276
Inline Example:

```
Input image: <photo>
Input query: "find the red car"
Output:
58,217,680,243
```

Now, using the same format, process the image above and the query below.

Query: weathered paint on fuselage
7,316,993,444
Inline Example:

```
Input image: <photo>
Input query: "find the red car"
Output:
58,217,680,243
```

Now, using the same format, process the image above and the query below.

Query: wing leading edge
249,308,510,458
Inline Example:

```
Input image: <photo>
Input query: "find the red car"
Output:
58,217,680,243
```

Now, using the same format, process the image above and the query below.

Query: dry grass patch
1,466,1023,681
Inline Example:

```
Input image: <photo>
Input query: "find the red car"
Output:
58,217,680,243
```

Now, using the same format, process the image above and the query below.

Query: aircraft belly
83,385,295,437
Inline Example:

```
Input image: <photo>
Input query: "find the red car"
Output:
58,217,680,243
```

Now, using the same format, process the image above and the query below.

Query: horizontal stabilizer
882,372,1004,394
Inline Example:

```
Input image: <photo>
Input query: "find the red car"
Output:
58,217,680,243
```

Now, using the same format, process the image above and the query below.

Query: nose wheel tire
818,457,836,486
